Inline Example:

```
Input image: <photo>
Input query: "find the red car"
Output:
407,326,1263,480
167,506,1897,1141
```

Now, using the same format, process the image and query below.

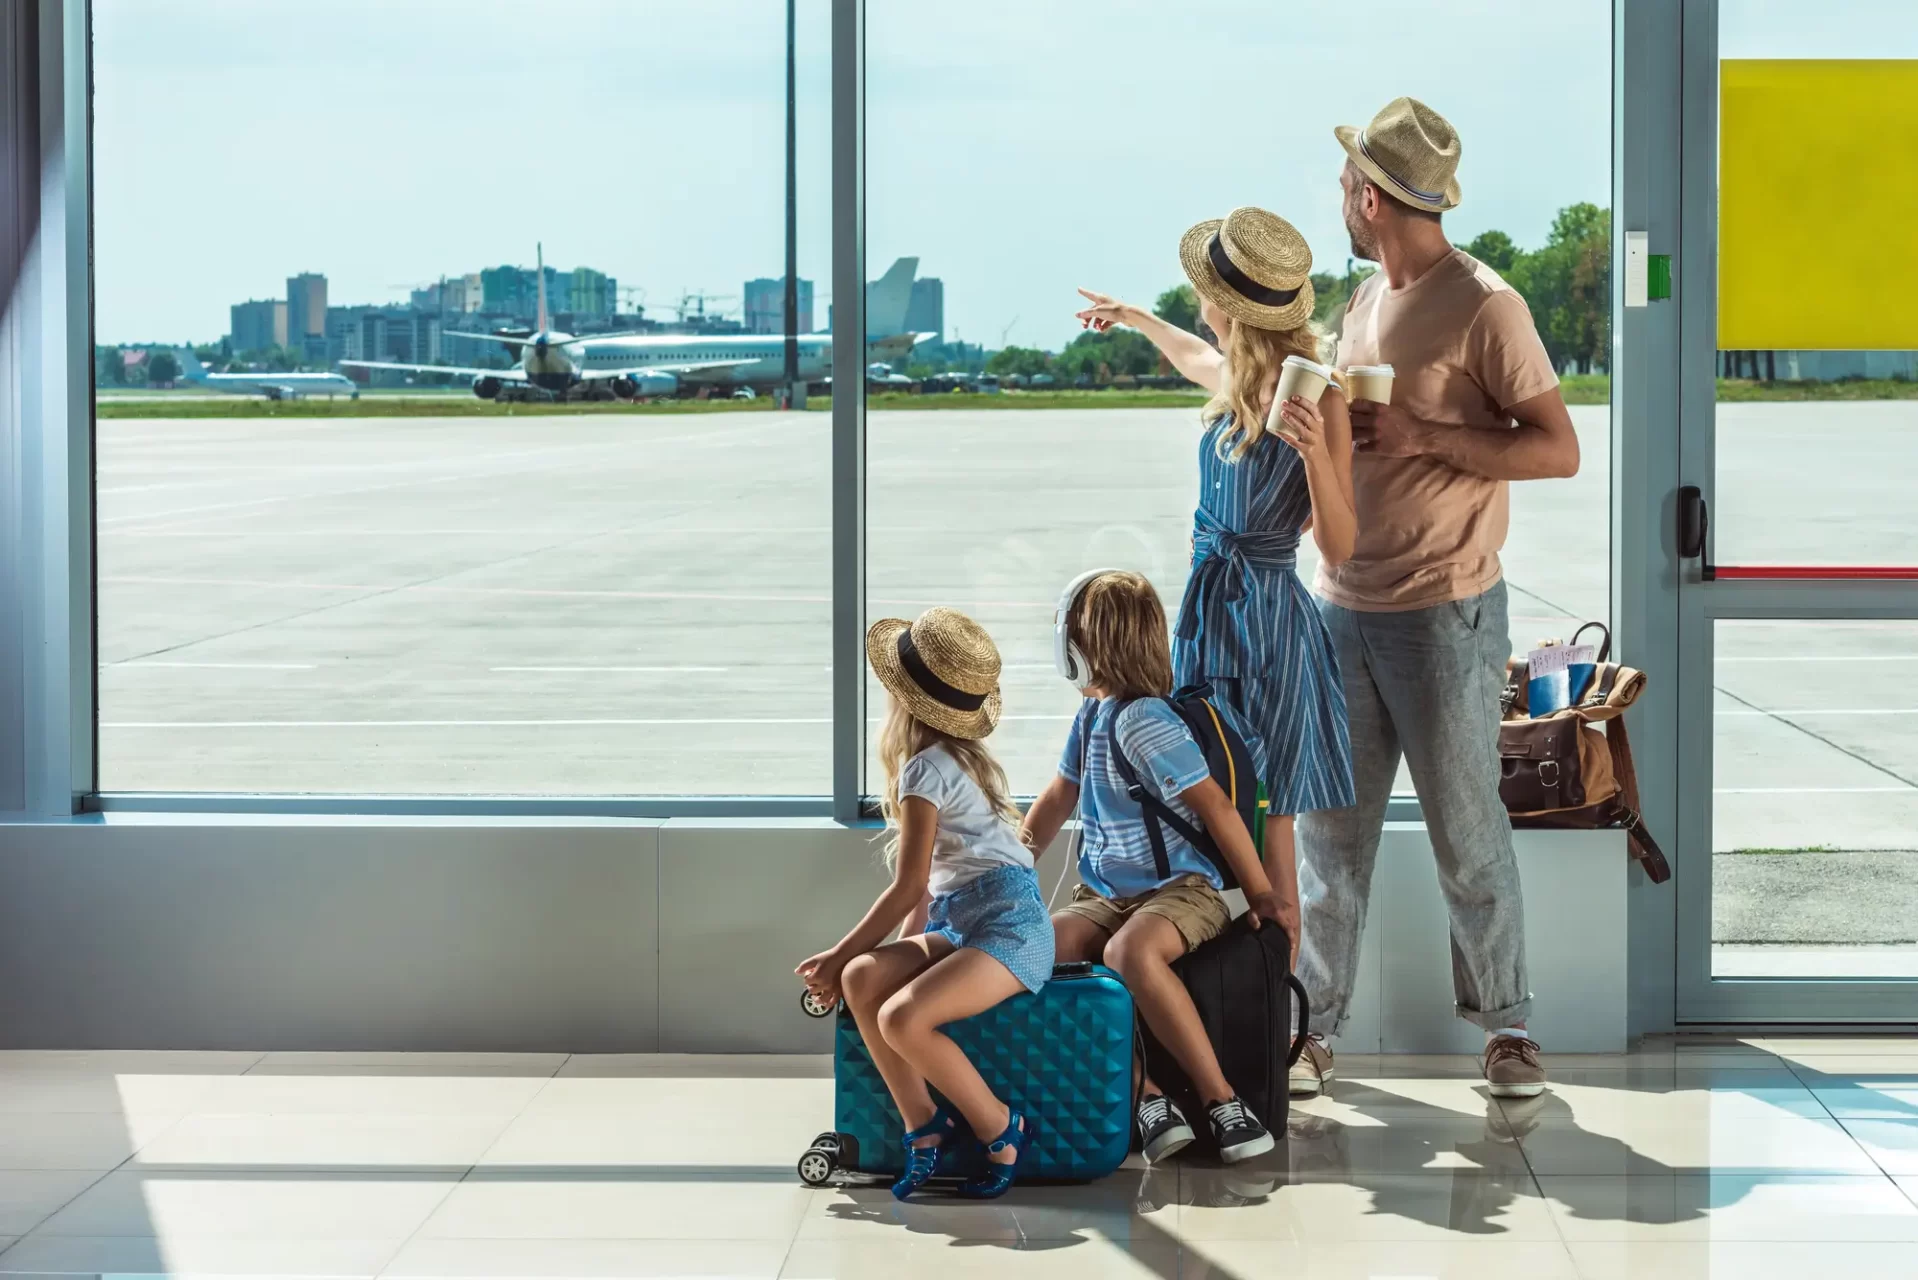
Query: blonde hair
876,693,1019,869
1203,315,1328,461
1067,571,1174,700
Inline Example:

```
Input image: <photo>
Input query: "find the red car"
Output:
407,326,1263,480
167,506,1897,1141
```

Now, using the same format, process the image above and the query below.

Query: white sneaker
1289,1034,1334,1097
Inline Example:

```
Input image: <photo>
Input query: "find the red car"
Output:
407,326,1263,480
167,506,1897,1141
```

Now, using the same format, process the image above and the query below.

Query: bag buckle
1539,760,1560,788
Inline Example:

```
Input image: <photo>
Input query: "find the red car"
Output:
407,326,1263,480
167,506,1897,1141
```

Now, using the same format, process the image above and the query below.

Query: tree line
985,201,1611,383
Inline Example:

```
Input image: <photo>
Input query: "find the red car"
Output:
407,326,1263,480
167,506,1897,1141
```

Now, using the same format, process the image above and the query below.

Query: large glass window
88,1,1612,805
92,1,832,795
865,1,1613,796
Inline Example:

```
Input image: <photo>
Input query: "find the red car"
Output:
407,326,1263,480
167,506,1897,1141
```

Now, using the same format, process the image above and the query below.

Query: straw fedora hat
866,607,1003,740
1178,207,1315,331
1335,96,1462,214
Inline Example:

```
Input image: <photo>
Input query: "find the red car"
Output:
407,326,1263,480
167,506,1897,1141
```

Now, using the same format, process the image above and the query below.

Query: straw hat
1335,97,1462,214
1178,207,1315,331
866,607,1003,740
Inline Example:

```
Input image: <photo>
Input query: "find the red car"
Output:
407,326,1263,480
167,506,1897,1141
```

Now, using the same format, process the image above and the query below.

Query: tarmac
96,402,1918,952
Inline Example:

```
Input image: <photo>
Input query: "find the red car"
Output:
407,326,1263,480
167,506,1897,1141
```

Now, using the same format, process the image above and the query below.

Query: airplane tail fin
865,256,917,339
536,242,550,334
176,346,209,382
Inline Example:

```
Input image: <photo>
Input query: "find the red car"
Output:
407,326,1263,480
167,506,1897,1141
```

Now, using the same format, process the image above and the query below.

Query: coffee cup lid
1347,364,1395,375
1281,354,1334,377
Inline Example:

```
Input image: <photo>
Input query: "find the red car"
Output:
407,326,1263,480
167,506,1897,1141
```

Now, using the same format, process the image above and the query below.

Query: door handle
1678,485,1715,580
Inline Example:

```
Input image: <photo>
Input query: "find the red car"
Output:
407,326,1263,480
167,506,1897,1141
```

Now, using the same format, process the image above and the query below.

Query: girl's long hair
876,695,1019,870
1203,315,1328,461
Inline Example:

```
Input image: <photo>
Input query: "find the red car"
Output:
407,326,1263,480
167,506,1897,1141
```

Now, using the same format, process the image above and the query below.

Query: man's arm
1348,386,1579,481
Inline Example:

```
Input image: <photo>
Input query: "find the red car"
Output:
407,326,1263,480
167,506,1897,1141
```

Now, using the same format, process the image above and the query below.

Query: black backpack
1096,685,1262,890
1143,914,1311,1150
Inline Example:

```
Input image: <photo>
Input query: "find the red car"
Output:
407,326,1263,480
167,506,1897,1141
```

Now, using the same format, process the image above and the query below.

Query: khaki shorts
1058,874,1230,954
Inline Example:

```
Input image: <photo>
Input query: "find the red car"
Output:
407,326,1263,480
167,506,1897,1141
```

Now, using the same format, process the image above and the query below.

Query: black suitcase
1141,914,1310,1150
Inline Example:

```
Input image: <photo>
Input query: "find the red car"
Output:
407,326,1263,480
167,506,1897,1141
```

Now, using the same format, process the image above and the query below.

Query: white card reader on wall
1623,232,1670,308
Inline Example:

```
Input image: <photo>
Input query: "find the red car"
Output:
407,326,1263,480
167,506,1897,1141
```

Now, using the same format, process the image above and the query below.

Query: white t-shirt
899,743,1035,897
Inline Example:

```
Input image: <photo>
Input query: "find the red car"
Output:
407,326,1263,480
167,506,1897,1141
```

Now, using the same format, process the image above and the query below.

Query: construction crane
669,291,740,323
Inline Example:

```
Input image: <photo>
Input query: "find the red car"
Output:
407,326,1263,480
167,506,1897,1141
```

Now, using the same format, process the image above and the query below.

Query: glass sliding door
1676,0,1918,1021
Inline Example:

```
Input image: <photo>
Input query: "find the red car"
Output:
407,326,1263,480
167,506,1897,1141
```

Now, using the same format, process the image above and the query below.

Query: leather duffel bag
1499,623,1670,884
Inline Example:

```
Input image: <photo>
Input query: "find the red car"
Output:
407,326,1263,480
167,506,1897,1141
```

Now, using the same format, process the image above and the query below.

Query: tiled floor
0,1039,1914,1277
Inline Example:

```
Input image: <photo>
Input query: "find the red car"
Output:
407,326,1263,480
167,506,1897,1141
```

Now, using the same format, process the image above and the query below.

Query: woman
1075,206,1357,965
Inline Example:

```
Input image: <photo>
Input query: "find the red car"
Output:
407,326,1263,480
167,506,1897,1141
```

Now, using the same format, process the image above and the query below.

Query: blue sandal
958,1111,1034,1200
892,1106,957,1201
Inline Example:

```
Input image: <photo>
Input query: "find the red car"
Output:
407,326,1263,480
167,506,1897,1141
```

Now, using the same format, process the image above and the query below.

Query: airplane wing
339,359,527,381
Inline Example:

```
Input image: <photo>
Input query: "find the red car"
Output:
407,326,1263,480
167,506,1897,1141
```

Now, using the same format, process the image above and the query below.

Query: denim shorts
925,864,1056,993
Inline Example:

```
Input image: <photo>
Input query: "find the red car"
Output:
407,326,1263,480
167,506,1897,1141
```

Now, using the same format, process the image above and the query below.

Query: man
1293,97,1579,1100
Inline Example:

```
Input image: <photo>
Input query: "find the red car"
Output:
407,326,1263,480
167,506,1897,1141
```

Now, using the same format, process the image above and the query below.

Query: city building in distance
743,277,814,335
906,277,943,343
229,299,286,355
286,272,327,364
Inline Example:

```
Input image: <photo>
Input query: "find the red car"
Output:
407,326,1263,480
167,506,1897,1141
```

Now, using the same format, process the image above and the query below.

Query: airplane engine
611,372,678,400
471,375,503,400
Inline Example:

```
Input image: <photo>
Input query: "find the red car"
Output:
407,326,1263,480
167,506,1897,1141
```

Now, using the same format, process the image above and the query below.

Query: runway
96,404,1918,883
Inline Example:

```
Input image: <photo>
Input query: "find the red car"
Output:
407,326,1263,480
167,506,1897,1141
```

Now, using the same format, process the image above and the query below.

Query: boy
1021,571,1296,1164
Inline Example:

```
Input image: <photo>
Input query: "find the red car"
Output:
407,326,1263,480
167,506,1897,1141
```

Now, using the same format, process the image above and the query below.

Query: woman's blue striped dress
1171,416,1355,817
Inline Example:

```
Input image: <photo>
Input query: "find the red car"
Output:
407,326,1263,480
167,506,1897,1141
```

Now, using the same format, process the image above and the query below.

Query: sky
91,0,1908,348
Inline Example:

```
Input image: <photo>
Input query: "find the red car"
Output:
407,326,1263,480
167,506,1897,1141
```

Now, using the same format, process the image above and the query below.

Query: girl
796,606,1053,1201
1074,206,1358,969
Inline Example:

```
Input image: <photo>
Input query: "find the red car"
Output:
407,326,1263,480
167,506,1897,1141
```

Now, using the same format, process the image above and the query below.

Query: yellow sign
1720,59,1918,351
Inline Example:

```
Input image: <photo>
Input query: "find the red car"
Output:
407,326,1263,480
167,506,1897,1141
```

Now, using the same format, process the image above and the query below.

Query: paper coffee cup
1345,363,1395,404
1268,355,1335,440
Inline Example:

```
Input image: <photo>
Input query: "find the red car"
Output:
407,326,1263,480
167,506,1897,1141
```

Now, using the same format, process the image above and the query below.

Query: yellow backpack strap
1201,700,1236,804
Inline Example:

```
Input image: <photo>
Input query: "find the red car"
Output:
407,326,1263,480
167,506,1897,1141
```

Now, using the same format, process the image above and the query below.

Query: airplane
341,247,932,402
175,347,360,400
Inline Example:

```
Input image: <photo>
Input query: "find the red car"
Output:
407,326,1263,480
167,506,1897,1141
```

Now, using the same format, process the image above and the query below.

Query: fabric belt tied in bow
1176,515,1300,641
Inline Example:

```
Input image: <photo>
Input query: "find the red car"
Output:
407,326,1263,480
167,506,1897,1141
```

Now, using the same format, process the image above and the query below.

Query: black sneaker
1206,1096,1275,1164
1136,1093,1195,1164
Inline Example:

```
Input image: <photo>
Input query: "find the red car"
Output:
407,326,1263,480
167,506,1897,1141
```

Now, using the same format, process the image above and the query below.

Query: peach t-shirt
1316,249,1559,613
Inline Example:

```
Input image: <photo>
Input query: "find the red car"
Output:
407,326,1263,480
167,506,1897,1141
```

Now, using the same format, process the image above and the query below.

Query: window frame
37,0,1619,829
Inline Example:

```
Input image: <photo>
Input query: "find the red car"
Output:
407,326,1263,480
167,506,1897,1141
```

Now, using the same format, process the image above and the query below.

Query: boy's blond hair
1067,571,1174,699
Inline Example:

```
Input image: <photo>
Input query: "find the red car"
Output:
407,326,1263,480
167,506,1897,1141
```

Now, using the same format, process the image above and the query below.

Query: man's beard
1345,209,1380,263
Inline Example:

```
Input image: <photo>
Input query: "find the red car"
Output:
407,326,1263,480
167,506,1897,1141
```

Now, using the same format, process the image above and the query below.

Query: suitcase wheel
800,988,838,1018
811,1131,841,1152
797,1145,837,1186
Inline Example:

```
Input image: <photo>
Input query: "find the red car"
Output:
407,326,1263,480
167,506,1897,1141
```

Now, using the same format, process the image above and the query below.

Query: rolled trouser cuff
1456,994,1532,1032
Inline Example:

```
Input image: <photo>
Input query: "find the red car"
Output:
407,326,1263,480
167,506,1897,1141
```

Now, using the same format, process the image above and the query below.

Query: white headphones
1054,568,1124,690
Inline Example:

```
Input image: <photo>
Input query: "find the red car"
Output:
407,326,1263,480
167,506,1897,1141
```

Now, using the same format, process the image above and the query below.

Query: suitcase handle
1051,961,1096,979
1284,973,1311,1068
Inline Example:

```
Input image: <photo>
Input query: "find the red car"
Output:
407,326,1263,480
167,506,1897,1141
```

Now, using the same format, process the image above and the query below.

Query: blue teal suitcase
797,962,1135,1185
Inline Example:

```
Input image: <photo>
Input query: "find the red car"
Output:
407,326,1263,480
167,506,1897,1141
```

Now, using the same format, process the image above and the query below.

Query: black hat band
897,630,989,712
1208,233,1303,308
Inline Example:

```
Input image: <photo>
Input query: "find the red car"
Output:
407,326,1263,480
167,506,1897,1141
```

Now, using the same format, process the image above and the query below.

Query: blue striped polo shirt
1060,696,1230,900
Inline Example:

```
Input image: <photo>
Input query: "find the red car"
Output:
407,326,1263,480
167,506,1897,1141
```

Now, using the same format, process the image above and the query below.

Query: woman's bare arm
1075,289,1224,391
1277,390,1358,566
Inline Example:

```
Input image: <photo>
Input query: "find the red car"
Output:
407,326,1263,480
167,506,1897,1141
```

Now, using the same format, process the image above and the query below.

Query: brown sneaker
1483,1034,1547,1099
1288,1034,1334,1097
